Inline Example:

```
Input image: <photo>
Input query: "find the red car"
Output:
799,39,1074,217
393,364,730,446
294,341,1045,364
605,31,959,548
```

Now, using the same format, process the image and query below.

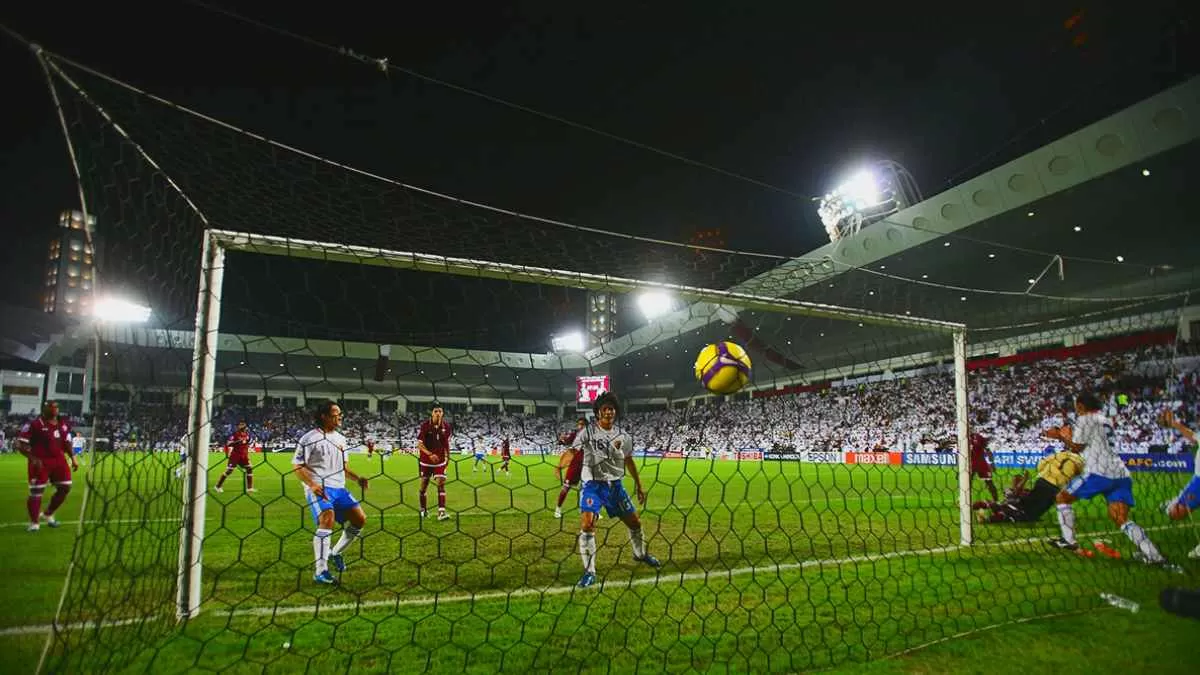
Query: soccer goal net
28,47,1200,674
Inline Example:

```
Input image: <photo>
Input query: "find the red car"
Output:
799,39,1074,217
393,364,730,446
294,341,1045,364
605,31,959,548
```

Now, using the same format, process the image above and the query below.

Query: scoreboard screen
576,375,610,404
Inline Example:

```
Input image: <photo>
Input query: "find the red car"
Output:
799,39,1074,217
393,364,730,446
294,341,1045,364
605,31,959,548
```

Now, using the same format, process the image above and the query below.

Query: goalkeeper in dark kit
975,451,1084,524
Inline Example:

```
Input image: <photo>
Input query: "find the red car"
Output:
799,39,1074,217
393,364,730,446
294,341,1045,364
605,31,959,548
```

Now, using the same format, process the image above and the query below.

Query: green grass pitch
1,451,1197,673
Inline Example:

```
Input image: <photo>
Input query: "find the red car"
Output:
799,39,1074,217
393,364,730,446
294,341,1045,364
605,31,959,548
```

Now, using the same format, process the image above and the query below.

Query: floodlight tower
817,160,922,243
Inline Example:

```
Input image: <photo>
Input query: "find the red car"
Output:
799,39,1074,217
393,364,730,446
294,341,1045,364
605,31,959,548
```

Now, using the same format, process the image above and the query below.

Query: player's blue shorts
580,480,635,518
307,486,359,525
474,451,485,460
1065,474,1135,506
1171,476,1200,512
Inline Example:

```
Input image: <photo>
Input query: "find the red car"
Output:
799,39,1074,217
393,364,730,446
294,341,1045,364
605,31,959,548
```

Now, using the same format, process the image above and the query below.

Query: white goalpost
174,228,972,619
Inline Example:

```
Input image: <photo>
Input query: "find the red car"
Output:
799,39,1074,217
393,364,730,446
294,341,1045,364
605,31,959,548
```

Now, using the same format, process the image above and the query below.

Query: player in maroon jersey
365,439,376,459
499,438,512,478
554,418,588,519
215,420,255,493
16,401,79,532
416,403,452,521
969,414,1000,503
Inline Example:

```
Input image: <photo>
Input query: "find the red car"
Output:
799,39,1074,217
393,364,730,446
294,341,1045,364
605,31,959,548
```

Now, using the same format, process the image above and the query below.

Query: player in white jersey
1044,393,1172,566
292,400,369,585
574,392,661,588
173,436,188,479
1156,409,1200,559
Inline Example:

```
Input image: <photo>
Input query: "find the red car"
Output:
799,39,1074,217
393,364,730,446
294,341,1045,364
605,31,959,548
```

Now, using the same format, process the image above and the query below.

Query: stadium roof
597,76,1200,388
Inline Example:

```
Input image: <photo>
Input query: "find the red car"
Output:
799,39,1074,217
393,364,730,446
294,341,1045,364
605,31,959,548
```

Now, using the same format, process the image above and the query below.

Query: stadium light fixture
551,331,586,353
817,160,921,243
93,297,151,324
636,291,675,320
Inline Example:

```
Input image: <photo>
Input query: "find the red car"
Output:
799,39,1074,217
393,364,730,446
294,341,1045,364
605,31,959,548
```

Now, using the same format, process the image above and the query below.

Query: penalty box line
2,522,1191,637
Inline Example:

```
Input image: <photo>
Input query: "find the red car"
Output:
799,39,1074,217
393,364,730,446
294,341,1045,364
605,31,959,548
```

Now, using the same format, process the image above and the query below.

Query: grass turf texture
1,452,1196,673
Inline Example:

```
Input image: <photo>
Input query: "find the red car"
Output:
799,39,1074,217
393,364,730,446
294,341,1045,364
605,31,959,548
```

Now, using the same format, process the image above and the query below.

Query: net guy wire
24,39,1156,299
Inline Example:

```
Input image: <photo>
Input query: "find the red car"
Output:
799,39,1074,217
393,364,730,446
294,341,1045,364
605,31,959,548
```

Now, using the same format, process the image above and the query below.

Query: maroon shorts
227,455,251,469
564,464,582,486
419,463,447,480
29,457,72,486
971,456,993,480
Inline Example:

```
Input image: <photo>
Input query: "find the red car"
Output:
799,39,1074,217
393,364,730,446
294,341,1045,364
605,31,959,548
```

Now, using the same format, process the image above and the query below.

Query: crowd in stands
8,339,1199,457
640,343,1196,455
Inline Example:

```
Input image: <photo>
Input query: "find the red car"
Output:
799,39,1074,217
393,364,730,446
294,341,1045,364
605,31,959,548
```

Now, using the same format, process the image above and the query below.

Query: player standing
365,438,376,459
574,392,661,588
968,415,1000,503
554,418,587,519
293,401,369,585
499,437,512,479
16,401,79,532
1045,393,1173,566
417,403,452,521
215,420,255,493
1157,410,1200,559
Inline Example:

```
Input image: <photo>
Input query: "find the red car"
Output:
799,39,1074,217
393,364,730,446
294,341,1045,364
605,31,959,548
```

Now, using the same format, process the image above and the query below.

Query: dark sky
0,2,1193,341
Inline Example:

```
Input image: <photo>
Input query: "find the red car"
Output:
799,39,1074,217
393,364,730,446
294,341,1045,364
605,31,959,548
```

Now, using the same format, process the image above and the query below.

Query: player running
499,438,512,479
1157,409,1200,559
969,415,1000,504
16,401,79,532
1044,393,1174,567
554,418,588,519
293,400,369,585
575,392,661,588
472,441,487,472
215,420,255,493
417,403,452,521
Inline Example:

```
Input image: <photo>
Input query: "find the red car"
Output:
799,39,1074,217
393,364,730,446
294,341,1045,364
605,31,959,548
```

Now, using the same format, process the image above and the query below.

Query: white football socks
1121,521,1164,562
1056,504,1077,545
313,528,332,573
579,531,597,574
629,527,646,559
331,525,361,556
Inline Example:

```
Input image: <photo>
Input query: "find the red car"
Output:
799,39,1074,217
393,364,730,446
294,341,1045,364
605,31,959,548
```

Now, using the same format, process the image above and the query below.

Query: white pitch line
4,522,1191,637
0,616,154,637
0,517,183,529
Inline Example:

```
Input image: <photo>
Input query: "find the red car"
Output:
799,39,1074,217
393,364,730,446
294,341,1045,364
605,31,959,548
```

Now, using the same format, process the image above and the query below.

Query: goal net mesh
32,51,1199,674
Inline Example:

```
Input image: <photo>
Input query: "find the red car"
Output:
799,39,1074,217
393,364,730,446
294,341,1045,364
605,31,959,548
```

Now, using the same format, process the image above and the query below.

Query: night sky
0,2,1193,339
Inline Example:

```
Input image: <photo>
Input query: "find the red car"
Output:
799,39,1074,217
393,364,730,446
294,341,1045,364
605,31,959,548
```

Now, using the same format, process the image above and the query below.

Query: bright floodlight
817,160,922,243
839,170,882,207
551,331,586,353
93,297,151,323
636,291,674,320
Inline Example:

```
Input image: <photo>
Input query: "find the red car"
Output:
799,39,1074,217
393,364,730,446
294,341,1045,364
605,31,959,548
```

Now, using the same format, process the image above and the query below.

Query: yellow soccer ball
694,342,752,395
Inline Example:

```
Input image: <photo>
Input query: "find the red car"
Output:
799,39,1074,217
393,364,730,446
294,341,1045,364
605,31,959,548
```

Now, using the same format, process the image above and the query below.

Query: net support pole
953,328,973,546
176,231,226,620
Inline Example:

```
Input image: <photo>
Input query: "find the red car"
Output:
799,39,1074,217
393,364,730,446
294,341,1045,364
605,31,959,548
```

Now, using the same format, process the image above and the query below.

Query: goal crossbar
210,230,964,333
